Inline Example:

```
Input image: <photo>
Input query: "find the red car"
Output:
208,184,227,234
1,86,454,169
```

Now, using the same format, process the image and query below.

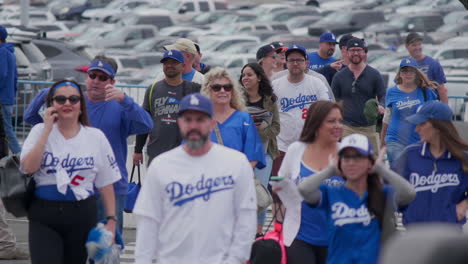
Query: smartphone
270,176,284,181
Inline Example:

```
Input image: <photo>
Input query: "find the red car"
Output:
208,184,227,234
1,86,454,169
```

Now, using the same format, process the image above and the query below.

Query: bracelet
106,216,117,222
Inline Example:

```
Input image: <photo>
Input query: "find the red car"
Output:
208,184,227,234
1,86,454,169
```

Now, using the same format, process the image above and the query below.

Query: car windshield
120,58,143,69
320,12,352,24
388,17,409,27
134,39,156,51
216,14,237,24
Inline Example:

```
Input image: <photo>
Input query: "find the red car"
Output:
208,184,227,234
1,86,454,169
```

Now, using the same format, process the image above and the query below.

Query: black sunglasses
211,84,233,92
88,72,110,82
53,95,81,105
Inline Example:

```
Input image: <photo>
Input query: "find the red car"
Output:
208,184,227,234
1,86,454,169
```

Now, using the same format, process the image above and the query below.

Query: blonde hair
396,67,439,89
201,67,246,111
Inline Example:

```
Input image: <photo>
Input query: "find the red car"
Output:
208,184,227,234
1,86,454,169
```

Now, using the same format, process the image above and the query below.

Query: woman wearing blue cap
380,57,438,166
298,134,415,264
392,101,468,226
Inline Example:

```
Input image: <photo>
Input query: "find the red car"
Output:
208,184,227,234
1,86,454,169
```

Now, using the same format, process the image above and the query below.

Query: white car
81,0,152,22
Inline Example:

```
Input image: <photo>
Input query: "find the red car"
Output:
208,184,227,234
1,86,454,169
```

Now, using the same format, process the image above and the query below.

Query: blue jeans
386,141,406,167
97,193,126,233
254,153,273,226
1,105,21,154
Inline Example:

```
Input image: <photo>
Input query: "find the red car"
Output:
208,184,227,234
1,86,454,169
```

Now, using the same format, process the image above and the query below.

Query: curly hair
239,62,277,102
201,67,246,111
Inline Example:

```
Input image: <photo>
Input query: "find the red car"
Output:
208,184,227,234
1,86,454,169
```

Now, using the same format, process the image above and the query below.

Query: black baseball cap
406,32,423,45
339,34,354,49
256,44,276,61
346,37,365,49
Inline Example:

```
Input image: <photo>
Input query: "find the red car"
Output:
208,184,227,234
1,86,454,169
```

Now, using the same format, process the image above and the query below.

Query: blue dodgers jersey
319,185,392,264
296,163,344,246
415,56,446,85
307,52,336,71
210,110,266,169
393,142,468,225
385,86,437,145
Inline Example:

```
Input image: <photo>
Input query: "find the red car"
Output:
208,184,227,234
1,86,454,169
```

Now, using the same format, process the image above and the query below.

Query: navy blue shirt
316,64,347,86
392,142,468,225
331,65,386,127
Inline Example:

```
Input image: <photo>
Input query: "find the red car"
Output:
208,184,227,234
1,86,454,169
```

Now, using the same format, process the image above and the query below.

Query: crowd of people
0,22,467,263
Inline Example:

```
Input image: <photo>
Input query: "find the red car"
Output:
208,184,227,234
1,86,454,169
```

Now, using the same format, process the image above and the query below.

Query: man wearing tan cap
153,38,205,85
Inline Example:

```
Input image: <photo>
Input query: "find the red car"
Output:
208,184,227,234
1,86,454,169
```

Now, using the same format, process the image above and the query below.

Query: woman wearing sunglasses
201,67,265,169
240,62,280,235
20,80,121,264
298,134,415,264
380,58,438,166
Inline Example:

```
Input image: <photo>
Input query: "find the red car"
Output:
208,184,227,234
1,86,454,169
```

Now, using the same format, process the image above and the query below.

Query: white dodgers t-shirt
272,74,330,152
21,123,121,200
133,144,256,264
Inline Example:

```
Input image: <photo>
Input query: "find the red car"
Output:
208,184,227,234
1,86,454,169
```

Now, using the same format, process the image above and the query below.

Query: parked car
81,0,152,22
307,10,385,36
162,0,227,22
258,7,321,22
32,38,91,82
49,0,113,21
113,9,175,29
93,25,158,49
363,12,444,35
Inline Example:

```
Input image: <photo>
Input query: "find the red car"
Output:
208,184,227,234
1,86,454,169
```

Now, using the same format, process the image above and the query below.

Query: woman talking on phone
20,80,121,264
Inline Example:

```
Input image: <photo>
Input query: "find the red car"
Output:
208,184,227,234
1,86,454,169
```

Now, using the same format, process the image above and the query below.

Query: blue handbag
124,164,141,213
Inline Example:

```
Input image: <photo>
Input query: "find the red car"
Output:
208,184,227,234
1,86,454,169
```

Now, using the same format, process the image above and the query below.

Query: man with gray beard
133,93,257,264
134,49,200,165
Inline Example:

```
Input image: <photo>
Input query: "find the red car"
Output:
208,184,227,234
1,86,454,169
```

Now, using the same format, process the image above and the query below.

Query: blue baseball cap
320,32,338,44
339,133,374,156
406,101,452,125
0,25,7,40
285,44,308,60
87,60,116,78
178,93,213,118
400,57,418,69
160,49,184,64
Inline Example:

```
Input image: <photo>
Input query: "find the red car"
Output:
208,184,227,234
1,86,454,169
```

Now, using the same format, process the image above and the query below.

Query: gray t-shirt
135,80,200,163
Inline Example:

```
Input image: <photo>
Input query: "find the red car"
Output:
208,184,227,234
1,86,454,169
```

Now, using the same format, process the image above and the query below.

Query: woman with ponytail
298,134,415,264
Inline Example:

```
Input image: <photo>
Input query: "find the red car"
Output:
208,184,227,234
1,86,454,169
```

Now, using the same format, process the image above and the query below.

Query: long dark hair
299,101,343,143
429,120,468,172
240,62,277,102
338,153,385,228
46,79,90,126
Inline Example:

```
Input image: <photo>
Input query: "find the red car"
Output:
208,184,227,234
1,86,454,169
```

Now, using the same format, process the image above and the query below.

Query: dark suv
308,10,385,36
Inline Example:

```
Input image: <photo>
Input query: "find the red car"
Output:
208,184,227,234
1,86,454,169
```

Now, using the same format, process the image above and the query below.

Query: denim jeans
386,141,406,167
97,193,126,233
254,153,273,226
1,105,21,154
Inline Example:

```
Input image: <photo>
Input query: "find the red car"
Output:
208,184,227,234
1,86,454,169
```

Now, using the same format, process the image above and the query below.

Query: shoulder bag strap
148,82,157,113
214,123,224,145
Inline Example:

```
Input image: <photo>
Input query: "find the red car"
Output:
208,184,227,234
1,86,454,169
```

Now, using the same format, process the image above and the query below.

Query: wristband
106,216,117,222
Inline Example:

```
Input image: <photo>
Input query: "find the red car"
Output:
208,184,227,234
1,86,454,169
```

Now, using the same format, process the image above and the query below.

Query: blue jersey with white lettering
385,85,437,145
210,110,266,169
307,52,336,71
319,184,391,264
296,163,344,246
392,142,468,225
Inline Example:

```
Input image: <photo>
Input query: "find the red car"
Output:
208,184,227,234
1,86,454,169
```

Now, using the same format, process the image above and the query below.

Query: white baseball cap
338,134,373,156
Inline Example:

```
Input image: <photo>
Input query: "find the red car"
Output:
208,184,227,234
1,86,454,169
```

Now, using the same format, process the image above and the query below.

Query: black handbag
0,155,35,218
124,164,141,213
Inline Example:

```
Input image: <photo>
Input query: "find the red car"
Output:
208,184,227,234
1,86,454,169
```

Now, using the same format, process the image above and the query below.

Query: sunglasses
88,72,111,82
211,84,233,92
53,95,81,105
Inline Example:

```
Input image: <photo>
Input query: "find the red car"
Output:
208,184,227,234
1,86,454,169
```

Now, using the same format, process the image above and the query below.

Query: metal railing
11,80,468,141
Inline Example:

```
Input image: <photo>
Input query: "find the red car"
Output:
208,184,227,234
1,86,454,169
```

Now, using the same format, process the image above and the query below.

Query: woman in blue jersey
380,57,438,166
201,67,265,169
298,134,415,264
20,80,120,264
278,101,344,264
240,62,280,235
393,101,468,225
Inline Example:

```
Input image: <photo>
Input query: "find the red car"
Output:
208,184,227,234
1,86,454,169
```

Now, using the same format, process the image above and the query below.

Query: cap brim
406,113,427,125
87,67,113,77
178,108,211,118
275,47,288,53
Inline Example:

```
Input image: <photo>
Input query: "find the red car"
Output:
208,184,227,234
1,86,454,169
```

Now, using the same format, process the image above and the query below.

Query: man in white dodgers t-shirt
271,44,331,175
133,93,257,264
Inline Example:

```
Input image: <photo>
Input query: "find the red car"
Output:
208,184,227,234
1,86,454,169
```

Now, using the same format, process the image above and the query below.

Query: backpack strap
148,82,157,113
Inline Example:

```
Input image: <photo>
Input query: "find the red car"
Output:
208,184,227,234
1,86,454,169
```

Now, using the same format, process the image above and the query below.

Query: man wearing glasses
23,55,153,232
271,45,330,176
331,38,385,156
133,50,200,166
